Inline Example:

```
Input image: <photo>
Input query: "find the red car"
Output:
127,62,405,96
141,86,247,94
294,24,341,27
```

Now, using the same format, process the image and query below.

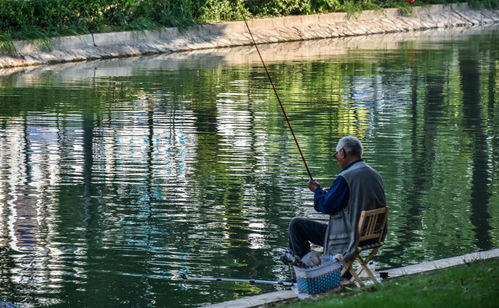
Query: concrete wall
0,3,498,69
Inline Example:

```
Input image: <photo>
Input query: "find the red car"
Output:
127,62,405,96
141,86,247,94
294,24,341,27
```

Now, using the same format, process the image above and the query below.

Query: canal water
0,26,497,307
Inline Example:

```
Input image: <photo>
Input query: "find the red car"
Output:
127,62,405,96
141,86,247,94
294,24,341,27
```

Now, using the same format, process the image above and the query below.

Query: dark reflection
0,27,498,307
407,58,446,256
83,111,95,228
459,47,493,250
380,61,426,266
0,248,19,303
488,56,498,205
377,48,451,264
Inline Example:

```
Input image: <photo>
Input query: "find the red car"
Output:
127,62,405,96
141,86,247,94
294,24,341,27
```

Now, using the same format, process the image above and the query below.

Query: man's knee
288,217,309,233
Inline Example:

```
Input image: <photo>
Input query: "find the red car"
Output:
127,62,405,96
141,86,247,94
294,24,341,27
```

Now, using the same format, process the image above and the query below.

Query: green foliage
341,0,372,15
468,0,499,9
0,35,15,55
245,0,344,16
199,0,248,23
134,0,201,28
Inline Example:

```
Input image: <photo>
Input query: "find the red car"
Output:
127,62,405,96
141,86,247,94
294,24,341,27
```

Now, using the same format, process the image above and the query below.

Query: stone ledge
0,3,498,69
386,248,499,278
202,248,499,308
204,290,296,308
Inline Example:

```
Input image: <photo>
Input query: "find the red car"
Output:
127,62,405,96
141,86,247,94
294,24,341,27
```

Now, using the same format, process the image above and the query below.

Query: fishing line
241,9,314,181
181,273,294,286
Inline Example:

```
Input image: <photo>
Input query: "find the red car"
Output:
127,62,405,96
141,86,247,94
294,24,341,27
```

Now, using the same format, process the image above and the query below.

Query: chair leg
356,247,380,283
350,265,364,287
341,260,353,277
365,247,379,263
342,247,381,287
340,260,360,286
357,256,378,283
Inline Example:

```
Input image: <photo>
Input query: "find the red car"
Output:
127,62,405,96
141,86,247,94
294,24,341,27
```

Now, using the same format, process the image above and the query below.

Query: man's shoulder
339,160,366,175
341,161,382,179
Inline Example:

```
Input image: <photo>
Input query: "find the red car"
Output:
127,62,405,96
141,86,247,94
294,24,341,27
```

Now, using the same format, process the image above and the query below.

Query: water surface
0,26,498,307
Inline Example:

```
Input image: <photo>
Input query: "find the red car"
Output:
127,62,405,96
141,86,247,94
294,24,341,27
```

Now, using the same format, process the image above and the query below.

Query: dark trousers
288,217,328,258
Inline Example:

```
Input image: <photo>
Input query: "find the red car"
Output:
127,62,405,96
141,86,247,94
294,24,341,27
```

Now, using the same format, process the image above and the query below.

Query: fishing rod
240,8,314,181
180,273,294,286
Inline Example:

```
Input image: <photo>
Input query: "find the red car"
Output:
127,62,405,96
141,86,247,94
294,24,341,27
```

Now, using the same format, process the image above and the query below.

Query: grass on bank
281,258,499,308
0,0,497,48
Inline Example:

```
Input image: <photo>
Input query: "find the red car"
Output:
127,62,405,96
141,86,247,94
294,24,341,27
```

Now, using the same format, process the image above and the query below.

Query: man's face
334,147,345,167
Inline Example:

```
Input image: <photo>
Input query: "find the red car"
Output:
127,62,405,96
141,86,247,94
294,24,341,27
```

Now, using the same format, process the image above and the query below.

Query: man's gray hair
336,136,363,157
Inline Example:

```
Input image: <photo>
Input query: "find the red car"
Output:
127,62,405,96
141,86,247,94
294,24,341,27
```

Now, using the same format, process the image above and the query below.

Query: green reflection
0,28,497,307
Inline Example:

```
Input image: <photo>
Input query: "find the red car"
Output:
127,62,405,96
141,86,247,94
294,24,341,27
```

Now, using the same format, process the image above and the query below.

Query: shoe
280,252,306,268
280,252,296,265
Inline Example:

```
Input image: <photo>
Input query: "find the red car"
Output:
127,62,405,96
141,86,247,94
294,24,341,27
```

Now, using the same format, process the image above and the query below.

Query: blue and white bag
294,255,343,295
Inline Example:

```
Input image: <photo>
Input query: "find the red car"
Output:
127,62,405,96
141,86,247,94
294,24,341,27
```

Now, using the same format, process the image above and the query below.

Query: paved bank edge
204,248,499,308
0,3,498,69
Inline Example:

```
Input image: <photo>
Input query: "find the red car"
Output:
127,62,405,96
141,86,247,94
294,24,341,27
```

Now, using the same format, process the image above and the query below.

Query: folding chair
341,206,389,286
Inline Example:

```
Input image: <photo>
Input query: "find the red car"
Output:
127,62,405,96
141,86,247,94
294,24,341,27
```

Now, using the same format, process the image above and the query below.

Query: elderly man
285,136,386,263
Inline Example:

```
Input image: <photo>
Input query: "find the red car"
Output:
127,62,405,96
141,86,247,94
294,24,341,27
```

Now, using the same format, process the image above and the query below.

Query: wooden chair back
341,206,389,286
357,206,389,248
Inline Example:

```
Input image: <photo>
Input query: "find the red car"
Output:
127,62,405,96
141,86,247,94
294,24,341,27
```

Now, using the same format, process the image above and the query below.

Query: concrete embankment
0,3,498,69
0,25,491,82
205,248,499,308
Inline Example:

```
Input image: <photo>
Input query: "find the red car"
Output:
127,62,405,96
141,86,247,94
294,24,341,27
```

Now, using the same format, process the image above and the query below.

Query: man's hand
308,180,320,192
